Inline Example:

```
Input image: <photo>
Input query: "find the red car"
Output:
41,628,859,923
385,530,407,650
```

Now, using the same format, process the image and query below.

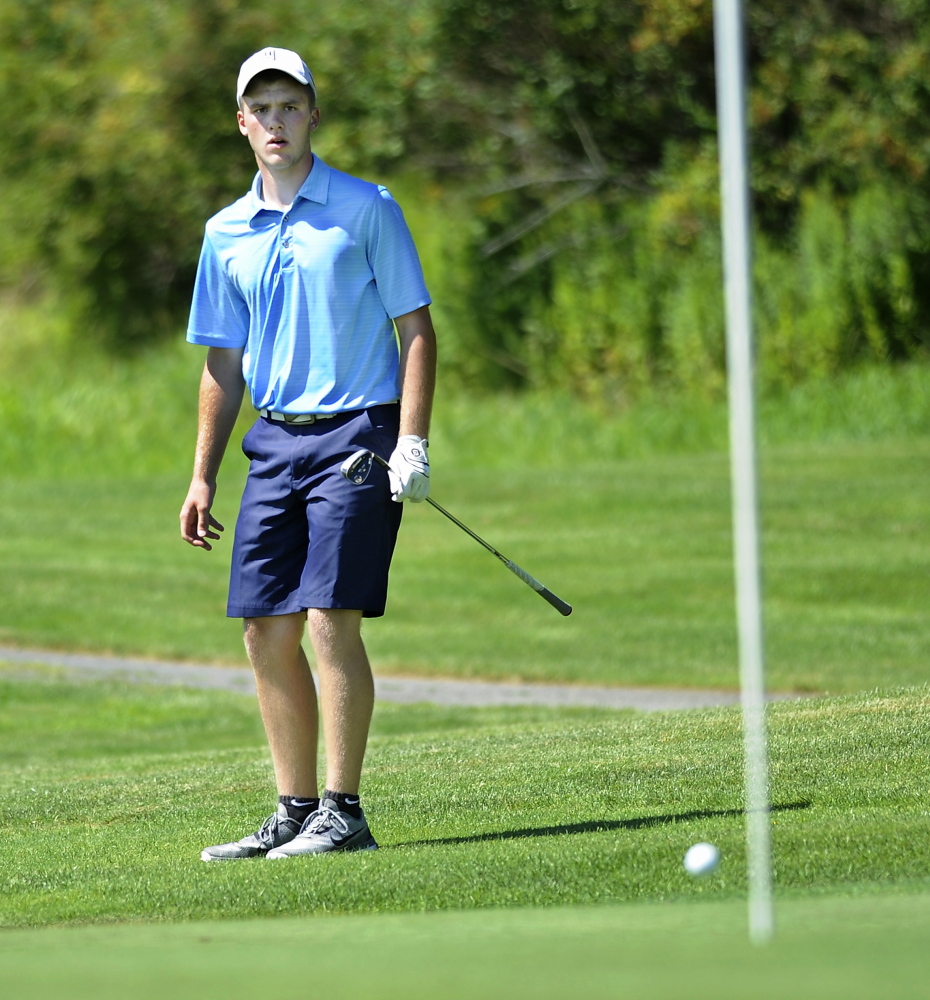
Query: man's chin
257,149,310,173
258,153,292,170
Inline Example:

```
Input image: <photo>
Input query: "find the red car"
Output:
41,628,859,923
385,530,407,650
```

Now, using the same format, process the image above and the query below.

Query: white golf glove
388,435,430,503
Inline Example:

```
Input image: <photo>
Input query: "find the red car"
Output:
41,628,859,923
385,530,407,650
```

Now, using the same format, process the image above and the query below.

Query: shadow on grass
392,801,811,849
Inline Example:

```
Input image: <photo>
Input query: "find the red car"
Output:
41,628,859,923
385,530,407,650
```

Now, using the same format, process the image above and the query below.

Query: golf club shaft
369,452,573,616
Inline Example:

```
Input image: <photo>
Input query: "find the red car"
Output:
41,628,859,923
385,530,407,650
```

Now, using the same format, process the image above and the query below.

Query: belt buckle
283,412,315,425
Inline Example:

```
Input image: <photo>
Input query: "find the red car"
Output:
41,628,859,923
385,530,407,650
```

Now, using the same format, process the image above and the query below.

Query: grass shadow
392,801,811,849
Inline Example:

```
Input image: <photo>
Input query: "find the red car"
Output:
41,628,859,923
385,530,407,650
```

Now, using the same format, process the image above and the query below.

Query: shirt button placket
280,214,293,262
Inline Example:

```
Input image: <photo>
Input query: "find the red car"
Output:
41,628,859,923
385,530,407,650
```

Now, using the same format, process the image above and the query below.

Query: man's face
237,79,319,174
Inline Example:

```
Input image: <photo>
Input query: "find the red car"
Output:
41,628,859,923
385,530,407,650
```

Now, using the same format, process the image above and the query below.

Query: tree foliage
411,0,930,395
0,0,434,347
0,0,928,395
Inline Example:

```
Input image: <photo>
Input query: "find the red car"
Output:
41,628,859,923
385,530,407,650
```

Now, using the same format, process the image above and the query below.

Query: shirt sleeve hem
186,331,247,348
387,295,433,321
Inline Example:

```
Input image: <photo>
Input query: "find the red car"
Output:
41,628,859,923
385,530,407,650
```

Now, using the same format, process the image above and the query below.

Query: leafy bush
0,0,436,349
416,0,930,396
1,0,929,397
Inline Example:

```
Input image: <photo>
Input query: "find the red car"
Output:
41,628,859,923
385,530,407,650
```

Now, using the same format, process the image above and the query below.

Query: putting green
2,891,929,999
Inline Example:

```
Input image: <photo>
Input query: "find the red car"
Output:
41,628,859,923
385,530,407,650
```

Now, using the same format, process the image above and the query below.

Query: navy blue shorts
227,404,403,619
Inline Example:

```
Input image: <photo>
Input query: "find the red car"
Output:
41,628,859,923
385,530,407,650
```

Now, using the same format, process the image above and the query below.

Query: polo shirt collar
246,155,332,220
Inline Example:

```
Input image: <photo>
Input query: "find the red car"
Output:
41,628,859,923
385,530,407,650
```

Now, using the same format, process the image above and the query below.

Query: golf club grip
500,557,573,616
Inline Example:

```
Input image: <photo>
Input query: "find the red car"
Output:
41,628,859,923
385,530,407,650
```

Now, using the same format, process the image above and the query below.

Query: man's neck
258,152,314,211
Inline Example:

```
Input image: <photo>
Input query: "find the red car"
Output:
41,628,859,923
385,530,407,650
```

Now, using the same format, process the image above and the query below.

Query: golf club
340,449,573,616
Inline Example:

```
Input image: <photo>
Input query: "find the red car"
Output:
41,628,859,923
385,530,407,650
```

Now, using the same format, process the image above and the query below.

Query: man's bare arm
180,346,246,550
394,305,437,440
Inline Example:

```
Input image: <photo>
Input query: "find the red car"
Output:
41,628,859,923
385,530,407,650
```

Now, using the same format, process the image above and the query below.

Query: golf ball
684,842,720,877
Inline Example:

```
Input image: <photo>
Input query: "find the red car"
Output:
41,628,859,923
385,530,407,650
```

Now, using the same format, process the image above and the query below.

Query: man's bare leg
262,609,378,856
306,608,373,795
200,612,319,860
243,612,319,798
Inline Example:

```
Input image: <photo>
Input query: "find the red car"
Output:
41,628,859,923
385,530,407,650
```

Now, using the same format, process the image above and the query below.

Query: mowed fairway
3,895,930,1000
0,436,928,693
1,381,929,996
1,671,930,998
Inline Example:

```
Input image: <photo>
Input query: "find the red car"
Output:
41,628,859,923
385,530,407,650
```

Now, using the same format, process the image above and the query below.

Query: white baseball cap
236,47,316,104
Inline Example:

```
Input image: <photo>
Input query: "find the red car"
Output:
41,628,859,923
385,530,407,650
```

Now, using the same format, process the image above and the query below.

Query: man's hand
388,435,430,503
180,481,225,550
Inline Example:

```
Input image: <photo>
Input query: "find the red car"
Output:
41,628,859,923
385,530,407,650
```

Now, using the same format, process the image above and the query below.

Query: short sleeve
367,188,432,320
186,231,251,348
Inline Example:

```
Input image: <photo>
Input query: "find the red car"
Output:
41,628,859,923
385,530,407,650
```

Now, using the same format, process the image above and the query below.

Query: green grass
1,320,928,692
3,304,930,478
4,261,930,1000
1,436,928,692
4,894,930,1000
1,670,929,928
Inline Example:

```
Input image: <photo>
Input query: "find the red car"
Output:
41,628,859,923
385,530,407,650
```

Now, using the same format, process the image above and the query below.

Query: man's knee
306,607,361,631
243,613,307,661
306,608,365,660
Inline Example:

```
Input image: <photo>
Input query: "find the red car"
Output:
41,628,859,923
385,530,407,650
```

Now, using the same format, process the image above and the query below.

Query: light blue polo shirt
187,156,431,414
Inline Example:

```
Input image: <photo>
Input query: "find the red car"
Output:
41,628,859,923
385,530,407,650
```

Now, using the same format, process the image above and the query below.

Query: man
180,47,436,860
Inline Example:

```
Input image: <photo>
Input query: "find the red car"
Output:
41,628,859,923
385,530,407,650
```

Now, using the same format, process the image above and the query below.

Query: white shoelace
301,806,348,836
255,812,284,848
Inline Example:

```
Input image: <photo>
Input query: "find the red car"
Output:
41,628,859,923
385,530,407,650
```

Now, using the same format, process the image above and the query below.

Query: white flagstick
713,0,774,944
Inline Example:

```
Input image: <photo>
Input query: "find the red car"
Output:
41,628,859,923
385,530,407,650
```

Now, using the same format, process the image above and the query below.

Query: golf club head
340,449,374,485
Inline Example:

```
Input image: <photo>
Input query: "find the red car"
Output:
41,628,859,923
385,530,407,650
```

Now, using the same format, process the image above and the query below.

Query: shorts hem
227,600,387,619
